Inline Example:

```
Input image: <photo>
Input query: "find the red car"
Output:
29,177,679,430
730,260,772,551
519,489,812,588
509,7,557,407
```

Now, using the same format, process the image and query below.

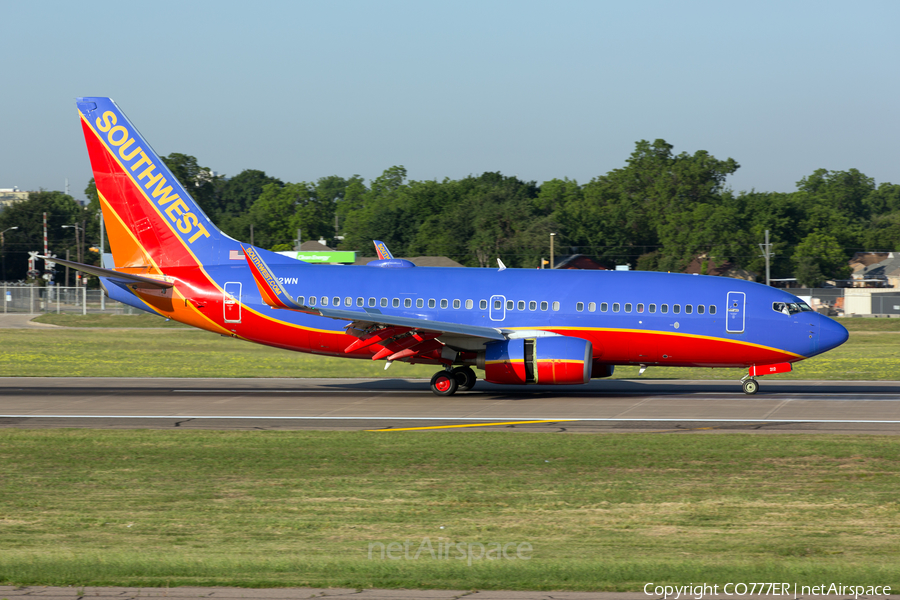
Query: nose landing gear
741,378,759,395
741,362,792,394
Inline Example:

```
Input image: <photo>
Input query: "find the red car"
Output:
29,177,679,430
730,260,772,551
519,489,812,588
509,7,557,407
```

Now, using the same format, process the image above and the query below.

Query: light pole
62,224,84,285
1,226,18,281
550,233,556,269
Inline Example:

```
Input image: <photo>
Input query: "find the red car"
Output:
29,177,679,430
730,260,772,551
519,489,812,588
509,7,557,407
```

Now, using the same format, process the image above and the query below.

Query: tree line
2,139,899,286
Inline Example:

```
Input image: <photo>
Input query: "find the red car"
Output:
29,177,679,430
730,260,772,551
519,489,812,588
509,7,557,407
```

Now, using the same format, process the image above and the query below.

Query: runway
3,377,900,433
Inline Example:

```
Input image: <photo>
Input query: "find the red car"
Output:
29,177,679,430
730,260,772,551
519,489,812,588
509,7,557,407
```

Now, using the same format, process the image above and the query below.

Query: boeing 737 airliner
55,97,849,396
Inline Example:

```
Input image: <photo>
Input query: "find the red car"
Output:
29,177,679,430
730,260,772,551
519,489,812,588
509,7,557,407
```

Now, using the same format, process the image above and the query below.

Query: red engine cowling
480,336,592,385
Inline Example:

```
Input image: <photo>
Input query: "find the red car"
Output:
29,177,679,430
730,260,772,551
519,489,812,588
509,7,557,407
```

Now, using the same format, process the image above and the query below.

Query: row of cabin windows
575,301,717,315
294,296,564,311
294,295,714,316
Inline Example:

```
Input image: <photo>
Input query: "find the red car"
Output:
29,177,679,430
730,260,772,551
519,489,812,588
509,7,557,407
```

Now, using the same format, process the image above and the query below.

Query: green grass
0,430,898,590
0,328,438,378
3,317,900,379
32,312,190,328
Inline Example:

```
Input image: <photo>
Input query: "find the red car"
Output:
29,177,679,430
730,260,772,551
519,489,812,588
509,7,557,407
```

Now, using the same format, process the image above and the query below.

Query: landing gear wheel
452,366,477,392
742,379,759,395
431,371,459,396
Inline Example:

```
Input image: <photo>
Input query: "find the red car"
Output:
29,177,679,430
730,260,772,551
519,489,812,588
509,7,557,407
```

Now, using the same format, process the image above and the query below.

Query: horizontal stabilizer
39,256,174,289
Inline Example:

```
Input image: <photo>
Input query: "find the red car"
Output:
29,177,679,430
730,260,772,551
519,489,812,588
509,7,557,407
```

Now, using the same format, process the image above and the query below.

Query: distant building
553,254,607,270
0,187,29,210
353,255,464,267
683,254,756,281
851,252,900,288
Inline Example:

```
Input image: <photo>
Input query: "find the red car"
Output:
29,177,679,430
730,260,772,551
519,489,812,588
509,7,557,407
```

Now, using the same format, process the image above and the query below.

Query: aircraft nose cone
818,315,849,352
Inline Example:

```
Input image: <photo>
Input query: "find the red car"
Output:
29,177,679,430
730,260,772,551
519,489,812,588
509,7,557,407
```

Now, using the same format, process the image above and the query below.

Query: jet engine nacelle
478,336,592,385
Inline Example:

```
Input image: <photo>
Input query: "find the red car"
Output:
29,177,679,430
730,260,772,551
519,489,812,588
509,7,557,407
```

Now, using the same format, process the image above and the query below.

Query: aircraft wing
38,256,174,289
242,245,506,342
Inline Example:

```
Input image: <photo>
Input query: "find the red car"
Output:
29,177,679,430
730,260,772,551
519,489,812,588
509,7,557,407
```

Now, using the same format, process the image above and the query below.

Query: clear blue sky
3,0,898,202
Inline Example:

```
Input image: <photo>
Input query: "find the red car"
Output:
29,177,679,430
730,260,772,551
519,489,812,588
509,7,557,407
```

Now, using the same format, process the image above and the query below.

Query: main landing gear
430,366,477,396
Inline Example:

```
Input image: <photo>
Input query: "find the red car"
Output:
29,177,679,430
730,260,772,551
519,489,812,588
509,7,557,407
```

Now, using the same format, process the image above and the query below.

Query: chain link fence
1,284,139,315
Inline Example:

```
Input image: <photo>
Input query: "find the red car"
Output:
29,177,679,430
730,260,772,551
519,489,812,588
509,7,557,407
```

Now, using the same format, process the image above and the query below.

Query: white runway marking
4,415,900,423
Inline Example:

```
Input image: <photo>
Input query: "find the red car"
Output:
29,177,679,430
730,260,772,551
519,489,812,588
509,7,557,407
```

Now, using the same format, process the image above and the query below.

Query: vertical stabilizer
77,97,226,271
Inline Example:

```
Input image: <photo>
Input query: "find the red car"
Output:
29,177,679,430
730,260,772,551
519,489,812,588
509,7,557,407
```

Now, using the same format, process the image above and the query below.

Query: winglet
373,240,394,260
243,245,305,309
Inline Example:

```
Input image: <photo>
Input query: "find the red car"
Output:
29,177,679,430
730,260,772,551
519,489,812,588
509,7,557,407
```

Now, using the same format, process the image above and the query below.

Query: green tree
160,153,221,218
0,191,87,281
792,230,850,287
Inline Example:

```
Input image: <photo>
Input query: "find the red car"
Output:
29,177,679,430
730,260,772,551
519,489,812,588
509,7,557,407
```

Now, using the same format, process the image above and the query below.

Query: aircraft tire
431,371,459,396
742,379,759,395
452,366,477,391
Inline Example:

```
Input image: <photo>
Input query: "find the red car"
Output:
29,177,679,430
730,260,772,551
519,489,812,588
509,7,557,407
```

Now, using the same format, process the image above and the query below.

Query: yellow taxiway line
367,419,579,432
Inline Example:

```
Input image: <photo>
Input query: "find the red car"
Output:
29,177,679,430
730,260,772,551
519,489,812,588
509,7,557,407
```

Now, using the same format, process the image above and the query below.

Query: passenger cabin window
552,301,560,311
649,304,656,313
613,302,620,312
440,299,448,309
637,303,644,313
416,298,424,308
684,304,692,314
507,300,514,310
393,298,400,308
697,304,705,314
332,296,340,306
297,296,306,305
368,297,376,307
673,304,681,314
588,302,596,312
530,301,537,311
661,304,669,314
428,299,436,308
601,302,608,312
624,303,632,313
321,296,328,306
494,299,502,310
345,297,352,307
357,297,364,307
709,305,716,315
518,300,526,311
453,299,460,309
466,299,473,309
541,301,549,311
380,297,388,307
309,296,317,306
405,298,412,308
479,299,487,310
576,302,584,312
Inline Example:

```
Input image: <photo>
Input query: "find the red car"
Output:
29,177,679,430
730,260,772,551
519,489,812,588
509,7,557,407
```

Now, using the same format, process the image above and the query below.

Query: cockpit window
773,302,803,315
798,302,813,312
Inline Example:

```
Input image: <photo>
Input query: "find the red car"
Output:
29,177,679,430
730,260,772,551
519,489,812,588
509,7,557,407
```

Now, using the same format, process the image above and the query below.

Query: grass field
1,430,898,590
2,314,898,380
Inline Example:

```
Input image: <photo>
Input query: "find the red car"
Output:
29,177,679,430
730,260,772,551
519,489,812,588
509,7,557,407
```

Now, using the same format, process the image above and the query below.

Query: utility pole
550,233,556,269
250,224,254,247
758,229,771,286
1,227,18,281
99,210,105,310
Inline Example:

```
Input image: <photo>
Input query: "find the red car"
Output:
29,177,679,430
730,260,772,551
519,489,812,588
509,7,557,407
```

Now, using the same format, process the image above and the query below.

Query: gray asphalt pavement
3,377,900,433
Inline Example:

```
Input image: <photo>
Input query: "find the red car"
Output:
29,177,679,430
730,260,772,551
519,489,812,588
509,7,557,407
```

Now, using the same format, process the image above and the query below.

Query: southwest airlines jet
58,97,849,396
